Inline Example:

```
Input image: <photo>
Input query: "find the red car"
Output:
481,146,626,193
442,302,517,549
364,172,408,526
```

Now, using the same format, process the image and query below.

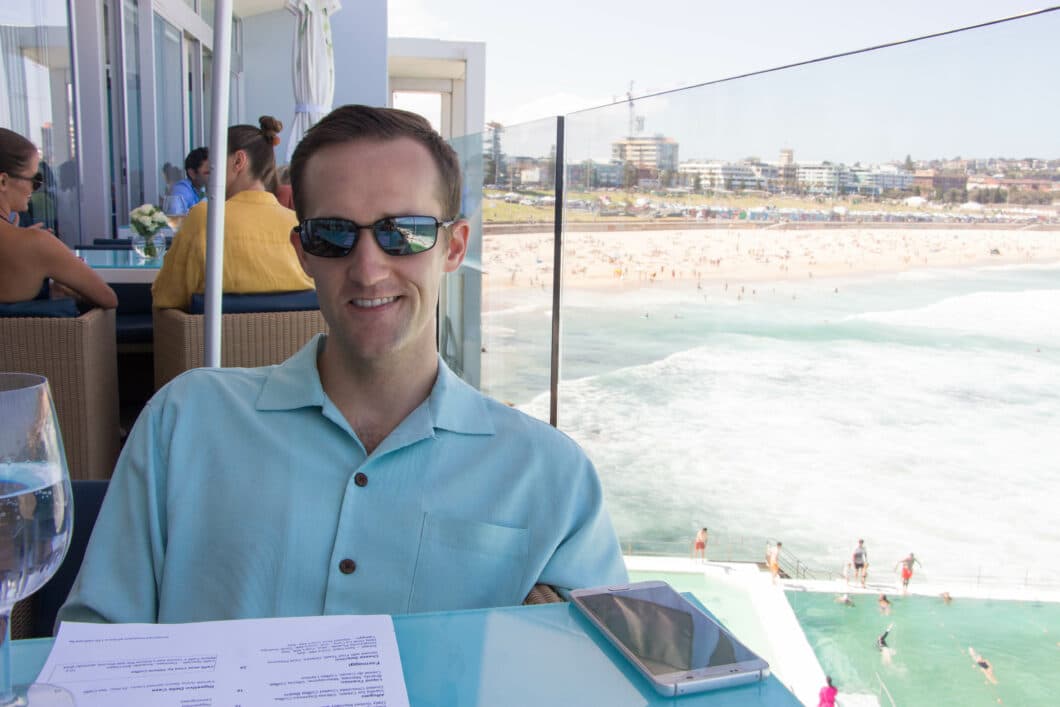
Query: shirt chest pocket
408,513,529,613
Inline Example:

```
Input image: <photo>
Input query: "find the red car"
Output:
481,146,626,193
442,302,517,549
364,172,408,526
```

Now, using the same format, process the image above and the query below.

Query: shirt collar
256,334,495,437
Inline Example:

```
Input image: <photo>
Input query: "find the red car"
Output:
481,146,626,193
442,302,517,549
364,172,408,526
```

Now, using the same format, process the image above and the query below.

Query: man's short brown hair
289,105,462,221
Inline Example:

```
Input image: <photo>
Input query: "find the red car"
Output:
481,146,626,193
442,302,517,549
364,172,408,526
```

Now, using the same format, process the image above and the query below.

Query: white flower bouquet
129,203,169,257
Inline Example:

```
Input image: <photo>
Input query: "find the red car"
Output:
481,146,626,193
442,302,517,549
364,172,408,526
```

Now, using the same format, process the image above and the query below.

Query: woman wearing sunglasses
0,128,117,308
152,116,313,310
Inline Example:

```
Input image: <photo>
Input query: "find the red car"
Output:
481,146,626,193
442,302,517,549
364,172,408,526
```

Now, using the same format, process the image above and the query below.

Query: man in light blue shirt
167,147,209,212
59,105,626,625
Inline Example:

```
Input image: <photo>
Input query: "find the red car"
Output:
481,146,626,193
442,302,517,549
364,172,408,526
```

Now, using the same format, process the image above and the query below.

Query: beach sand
481,226,1060,293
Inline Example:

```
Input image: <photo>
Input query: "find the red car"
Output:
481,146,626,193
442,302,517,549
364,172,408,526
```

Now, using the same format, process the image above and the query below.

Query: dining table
10,599,801,706
75,247,164,284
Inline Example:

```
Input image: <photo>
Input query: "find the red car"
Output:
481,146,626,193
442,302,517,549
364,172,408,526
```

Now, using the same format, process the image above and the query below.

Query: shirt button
354,472,368,487
338,559,356,574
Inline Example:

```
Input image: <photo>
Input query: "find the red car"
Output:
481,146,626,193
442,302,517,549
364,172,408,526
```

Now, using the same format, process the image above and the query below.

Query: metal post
203,0,233,367
548,116,565,427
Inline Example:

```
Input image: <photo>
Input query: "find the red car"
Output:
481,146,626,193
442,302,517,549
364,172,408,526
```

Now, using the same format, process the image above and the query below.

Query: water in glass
0,374,74,706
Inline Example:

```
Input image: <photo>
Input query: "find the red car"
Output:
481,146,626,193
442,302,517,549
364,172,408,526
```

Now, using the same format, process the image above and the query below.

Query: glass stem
0,610,12,704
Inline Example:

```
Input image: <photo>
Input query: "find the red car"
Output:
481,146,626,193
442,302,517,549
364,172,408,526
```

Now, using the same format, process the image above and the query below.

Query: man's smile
350,296,398,309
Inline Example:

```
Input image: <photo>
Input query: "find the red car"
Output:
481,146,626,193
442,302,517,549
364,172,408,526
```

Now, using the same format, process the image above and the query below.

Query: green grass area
480,188,947,224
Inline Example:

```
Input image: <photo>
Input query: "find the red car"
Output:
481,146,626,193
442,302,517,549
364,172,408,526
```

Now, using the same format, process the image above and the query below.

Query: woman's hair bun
259,115,283,146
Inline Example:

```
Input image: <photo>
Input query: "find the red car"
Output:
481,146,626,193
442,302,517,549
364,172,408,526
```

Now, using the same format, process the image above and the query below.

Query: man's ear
442,220,469,273
290,228,313,277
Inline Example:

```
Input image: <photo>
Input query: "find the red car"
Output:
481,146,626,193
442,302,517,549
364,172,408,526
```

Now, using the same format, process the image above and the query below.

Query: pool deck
624,555,1060,706
625,555,829,707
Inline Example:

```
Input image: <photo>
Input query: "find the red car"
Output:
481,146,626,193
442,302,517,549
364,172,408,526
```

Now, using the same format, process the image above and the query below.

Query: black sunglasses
296,215,456,258
8,172,43,191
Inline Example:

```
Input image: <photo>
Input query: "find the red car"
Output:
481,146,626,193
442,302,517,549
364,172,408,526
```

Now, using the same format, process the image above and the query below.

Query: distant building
797,163,856,195
778,149,797,192
612,135,679,171
966,175,1058,192
872,164,915,191
568,160,623,189
914,169,967,193
678,160,767,191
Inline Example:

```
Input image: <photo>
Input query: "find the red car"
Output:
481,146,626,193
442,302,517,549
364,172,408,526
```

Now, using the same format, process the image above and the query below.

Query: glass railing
449,8,1060,593
450,117,559,423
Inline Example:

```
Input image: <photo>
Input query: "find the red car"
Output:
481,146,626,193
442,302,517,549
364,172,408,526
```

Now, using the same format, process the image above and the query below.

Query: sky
388,1,1060,164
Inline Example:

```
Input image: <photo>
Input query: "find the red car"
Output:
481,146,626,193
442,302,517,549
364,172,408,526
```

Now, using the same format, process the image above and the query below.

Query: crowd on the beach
482,226,1060,296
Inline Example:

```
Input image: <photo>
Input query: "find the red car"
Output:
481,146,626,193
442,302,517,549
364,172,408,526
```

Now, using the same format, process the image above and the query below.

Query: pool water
786,591,1060,706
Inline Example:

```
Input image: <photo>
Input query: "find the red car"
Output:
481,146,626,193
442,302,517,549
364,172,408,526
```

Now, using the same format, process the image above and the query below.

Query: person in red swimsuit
692,527,708,561
896,552,921,594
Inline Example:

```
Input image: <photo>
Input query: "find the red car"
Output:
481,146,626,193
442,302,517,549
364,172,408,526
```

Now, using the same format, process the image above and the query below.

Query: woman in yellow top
152,116,313,310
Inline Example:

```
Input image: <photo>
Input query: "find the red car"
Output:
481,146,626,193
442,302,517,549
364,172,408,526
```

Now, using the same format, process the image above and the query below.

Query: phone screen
576,584,759,676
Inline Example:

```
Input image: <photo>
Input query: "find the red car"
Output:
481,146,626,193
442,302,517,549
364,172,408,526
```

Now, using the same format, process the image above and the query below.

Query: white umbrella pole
203,0,234,368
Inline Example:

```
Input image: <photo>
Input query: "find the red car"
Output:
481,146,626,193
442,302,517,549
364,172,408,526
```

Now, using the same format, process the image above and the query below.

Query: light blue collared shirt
59,335,626,625
168,178,203,212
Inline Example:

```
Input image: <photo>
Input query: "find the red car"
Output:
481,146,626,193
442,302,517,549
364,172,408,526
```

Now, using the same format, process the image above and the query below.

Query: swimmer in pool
876,623,895,665
968,646,998,684
834,593,855,607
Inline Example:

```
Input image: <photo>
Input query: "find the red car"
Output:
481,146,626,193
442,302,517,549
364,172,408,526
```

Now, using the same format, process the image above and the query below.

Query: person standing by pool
896,552,921,595
818,676,838,707
692,527,708,562
852,539,869,588
767,541,781,584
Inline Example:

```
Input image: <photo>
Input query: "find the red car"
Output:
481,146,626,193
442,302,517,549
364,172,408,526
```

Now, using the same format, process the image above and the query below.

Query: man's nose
345,227,390,283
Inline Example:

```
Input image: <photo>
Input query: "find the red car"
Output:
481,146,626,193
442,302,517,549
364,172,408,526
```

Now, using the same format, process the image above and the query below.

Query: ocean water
482,260,1060,585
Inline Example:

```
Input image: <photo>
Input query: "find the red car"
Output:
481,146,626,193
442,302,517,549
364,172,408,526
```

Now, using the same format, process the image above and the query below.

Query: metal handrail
621,535,1060,591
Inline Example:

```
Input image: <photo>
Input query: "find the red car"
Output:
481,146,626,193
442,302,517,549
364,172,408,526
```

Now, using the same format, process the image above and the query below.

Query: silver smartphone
571,581,769,696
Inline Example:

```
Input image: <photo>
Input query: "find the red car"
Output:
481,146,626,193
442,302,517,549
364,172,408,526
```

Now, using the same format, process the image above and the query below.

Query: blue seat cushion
187,290,319,314
116,313,154,344
0,298,80,318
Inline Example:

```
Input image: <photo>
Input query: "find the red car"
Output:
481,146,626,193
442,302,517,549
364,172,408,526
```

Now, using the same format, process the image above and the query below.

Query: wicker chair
0,308,120,481
153,305,328,389
524,583,565,605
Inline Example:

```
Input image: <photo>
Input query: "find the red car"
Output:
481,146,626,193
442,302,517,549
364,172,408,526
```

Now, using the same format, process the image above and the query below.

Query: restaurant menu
36,614,409,706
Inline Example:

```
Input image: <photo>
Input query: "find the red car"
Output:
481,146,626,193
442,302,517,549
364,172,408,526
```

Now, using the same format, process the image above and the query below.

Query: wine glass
0,374,74,706
161,195,188,233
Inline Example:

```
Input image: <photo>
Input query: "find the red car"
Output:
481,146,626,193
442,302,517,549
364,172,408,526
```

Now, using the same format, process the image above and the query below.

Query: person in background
876,622,895,664
895,552,921,595
852,538,869,588
767,541,781,584
818,676,838,707
968,646,997,684
59,105,626,624
167,146,210,212
152,117,313,310
0,128,116,308
161,162,184,193
274,163,295,209
877,593,891,614
692,527,708,562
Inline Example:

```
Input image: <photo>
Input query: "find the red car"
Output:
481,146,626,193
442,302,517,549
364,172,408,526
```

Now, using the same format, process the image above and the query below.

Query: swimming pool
786,591,1060,706
627,568,775,668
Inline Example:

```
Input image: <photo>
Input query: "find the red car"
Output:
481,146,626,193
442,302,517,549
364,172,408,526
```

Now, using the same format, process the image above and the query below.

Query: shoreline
481,226,1060,294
